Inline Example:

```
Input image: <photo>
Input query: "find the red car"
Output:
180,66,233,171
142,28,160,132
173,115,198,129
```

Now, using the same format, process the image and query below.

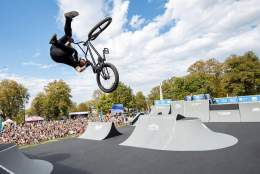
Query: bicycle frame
73,41,105,73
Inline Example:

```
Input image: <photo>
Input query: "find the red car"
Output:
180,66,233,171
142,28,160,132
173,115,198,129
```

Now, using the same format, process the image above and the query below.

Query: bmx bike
73,17,119,93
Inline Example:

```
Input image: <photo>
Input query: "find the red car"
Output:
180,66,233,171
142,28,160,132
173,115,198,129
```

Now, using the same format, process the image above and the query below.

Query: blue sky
0,0,167,78
0,0,259,106
1,0,58,77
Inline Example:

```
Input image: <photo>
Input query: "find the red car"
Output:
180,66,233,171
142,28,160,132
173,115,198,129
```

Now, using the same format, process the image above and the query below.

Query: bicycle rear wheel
96,63,119,93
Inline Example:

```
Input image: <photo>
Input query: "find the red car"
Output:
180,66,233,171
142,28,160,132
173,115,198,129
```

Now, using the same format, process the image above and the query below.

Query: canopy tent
25,116,44,122
4,118,15,124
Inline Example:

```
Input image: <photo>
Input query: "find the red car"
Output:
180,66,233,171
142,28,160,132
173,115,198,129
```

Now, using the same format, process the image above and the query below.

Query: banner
111,104,124,115
215,95,260,104
238,95,260,103
154,99,172,106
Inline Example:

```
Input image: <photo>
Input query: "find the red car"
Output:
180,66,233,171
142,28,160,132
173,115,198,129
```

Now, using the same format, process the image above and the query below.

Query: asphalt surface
0,144,13,151
23,123,260,174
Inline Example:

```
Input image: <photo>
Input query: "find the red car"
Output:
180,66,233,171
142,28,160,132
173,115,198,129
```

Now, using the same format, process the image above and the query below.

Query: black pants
50,18,79,68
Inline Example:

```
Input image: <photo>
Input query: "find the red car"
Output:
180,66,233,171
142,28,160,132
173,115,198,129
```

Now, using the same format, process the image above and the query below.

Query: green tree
147,86,160,106
69,102,78,112
109,82,135,110
187,58,224,97
43,80,72,120
0,79,29,120
97,93,113,113
31,92,46,116
77,102,90,112
135,91,147,112
171,77,189,100
222,51,260,96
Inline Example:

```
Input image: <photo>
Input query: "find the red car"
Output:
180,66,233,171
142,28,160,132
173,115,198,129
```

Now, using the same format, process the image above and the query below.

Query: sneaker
64,11,79,19
75,65,86,73
49,34,57,44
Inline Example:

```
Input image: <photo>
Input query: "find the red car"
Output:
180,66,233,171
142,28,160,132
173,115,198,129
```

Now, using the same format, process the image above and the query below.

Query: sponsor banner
215,97,238,104
111,104,124,115
154,99,172,106
193,94,206,100
238,95,260,103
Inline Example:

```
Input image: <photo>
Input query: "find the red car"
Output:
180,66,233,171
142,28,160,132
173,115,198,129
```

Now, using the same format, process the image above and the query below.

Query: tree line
148,51,259,103
0,51,259,122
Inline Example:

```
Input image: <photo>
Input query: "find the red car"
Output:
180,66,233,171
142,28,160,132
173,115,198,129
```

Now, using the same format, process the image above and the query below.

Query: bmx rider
49,11,90,72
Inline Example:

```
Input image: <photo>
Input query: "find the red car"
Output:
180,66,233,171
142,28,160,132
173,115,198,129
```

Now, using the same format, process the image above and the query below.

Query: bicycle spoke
99,66,115,90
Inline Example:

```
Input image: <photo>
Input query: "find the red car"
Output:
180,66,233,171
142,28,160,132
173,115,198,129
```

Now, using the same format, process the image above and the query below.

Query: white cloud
0,69,98,108
22,61,57,69
2,0,259,108
130,15,145,29
55,0,260,97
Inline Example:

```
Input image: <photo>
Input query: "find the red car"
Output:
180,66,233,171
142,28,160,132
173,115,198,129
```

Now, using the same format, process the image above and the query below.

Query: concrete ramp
121,116,238,151
0,144,53,174
239,102,260,122
131,113,144,125
120,116,176,150
150,105,171,116
165,118,238,151
184,100,210,122
171,100,184,115
209,110,241,122
79,122,121,140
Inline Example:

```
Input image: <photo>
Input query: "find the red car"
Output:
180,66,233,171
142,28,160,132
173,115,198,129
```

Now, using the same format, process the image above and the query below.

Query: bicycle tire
88,17,112,41
96,63,119,93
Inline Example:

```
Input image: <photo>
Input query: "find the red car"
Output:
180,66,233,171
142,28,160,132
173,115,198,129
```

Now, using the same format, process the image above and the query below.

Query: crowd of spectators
0,118,88,146
0,111,129,146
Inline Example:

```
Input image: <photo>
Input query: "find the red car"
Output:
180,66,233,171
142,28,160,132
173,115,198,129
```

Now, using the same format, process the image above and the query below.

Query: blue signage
215,95,260,104
193,94,206,100
227,97,239,103
155,99,172,106
111,104,124,115
111,104,123,110
215,97,238,104
238,95,260,103
215,98,228,104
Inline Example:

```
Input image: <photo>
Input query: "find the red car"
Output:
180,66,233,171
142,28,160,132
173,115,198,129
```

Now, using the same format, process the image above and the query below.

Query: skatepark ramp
131,113,144,125
79,122,121,140
171,100,184,115
121,116,176,149
164,118,238,151
0,144,53,174
239,102,260,122
121,115,238,151
209,104,241,122
150,105,171,115
184,100,210,122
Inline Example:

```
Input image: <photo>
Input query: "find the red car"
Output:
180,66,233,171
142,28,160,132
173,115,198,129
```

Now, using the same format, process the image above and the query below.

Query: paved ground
23,123,260,174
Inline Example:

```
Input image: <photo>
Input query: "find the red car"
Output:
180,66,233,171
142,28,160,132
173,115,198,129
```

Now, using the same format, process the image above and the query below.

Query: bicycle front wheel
96,63,119,93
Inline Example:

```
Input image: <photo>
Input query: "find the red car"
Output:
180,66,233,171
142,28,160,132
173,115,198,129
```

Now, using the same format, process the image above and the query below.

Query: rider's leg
60,11,79,41
57,16,73,44
64,17,72,37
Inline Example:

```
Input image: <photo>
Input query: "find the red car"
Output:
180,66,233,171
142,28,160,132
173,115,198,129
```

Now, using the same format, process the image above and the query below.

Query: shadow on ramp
79,122,122,140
